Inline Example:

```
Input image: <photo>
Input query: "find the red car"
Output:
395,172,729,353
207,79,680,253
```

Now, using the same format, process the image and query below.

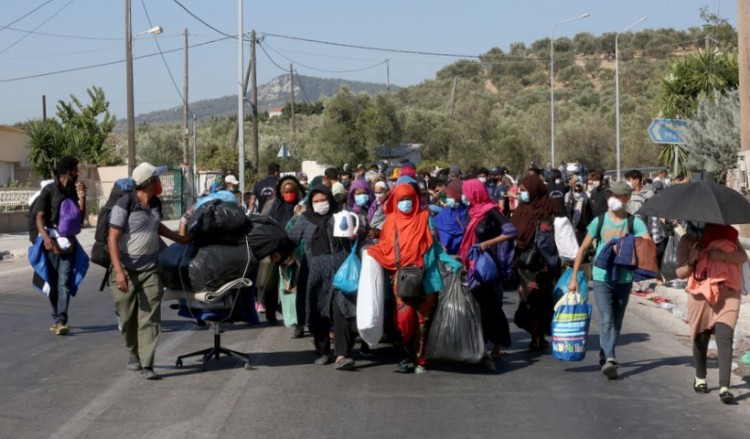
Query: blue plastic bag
553,267,588,304
467,244,499,286
333,244,361,295
551,294,592,362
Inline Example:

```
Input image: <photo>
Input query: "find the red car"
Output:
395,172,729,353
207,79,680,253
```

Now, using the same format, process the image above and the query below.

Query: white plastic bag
357,251,385,347
554,216,580,260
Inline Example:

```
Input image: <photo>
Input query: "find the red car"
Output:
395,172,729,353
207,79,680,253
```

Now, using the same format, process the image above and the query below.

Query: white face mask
374,192,385,202
312,201,330,215
478,177,487,184
554,179,562,185
607,197,624,212
626,181,634,189
573,193,585,202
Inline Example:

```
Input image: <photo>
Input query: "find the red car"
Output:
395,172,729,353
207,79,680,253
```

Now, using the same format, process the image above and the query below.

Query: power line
172,0,234,39
1,25,122,41
294,69,311,104
257,41,288,72
0,0,57,33
262,41,388,74
0,37,231,83
0,0,75,56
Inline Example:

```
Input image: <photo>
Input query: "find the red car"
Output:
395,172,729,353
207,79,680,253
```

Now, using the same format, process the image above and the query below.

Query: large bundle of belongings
158,191,295,323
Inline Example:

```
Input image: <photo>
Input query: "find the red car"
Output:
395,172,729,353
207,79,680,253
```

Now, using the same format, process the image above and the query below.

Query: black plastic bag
158,243,197,290
661,234,679,281
247,214,296,260
188,240,258,291
189,200,249,247
426,273,485,364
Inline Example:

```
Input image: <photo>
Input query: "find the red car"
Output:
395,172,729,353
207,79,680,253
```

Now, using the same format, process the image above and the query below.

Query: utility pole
449,77,458,116
251,30,259,171
740,0,749,155
386,59,390,93
237,0,245,193
182,28,189,165
289,64,296,134
42,95,47,121
125,0,135,174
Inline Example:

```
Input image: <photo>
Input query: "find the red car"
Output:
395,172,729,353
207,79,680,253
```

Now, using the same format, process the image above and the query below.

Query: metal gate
160,168,185,220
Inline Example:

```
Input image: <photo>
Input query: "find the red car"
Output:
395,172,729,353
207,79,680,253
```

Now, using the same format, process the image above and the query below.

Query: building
268,107,284,118
0,125,35,186
377,143,422,166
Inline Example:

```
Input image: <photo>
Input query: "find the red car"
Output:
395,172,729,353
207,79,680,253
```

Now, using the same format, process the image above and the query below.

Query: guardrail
0,190,35,211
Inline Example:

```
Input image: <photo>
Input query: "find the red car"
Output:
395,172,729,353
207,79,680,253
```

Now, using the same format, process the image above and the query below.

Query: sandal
693,379,709,394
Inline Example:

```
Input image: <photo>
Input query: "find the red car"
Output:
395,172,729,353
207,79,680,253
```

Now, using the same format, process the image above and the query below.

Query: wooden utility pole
386,59,390,93
739,0,749,155
449,77,458,116
251,30,259,171
42,95,47,121
182,28,189,165
289,64,296,134
125,0,135,173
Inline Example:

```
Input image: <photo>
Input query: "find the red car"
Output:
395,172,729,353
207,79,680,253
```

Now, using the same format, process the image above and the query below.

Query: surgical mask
573,193,585,202
607,197,624,212
626,181,634,189
354,194,369,207
153,180,163,196
445,197,457,208
397,200,413,214
586,184,594,193
592,181,601,189
374,192,385,202
461,195,470,206
520,191,530,203
312,201,330,215
555,179,562,185
282,193,297,204
478,177,487,184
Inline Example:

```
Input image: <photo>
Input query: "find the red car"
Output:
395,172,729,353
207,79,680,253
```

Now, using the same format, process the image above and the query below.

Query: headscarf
368,181,389,222
267,176,304,228
303,184,339,256
459,179,500,264
399,165,417,179
433,203,467,255
346,178,374,214
367,184,433,270
510,175,563,250
444,179,463,200
702,224,738,248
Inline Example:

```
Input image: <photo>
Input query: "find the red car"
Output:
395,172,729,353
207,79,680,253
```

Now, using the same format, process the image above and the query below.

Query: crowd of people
29,157,745,404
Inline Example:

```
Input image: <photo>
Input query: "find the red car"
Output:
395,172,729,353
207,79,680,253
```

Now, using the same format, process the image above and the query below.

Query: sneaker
334,357,356,371
601,361,618,380
54,323,69,336
396,360,411,374
127,355,142,371
414,365,427,374
291,325,304,339
141,367,162,380
256,303,266,313
481,355,496,371
314,354,332,366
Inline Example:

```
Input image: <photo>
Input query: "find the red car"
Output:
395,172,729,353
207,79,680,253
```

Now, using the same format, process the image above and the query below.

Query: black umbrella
637,179,750,225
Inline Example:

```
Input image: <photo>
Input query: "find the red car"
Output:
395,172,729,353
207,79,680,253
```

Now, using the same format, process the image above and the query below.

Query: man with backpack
108,162,190,380
30,157,86,336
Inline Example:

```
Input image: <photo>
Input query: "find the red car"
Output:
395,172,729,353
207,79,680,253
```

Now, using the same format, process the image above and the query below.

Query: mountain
124,75,396,126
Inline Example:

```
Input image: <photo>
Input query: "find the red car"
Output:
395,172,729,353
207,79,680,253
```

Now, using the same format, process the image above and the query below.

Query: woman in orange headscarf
368,183,462,374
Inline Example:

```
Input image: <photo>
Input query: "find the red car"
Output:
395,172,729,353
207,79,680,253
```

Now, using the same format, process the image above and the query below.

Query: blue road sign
648,118,687,144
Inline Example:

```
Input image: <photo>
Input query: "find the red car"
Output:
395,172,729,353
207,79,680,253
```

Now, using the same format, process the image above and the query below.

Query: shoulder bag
395,230,424,299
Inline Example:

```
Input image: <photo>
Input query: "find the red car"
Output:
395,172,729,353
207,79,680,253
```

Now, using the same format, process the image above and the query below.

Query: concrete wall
0,126,28,163
0,211,28,234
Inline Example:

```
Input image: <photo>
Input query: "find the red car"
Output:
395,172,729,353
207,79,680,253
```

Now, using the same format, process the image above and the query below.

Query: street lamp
615,16,647,181
125,0,163,173
550,13,590,169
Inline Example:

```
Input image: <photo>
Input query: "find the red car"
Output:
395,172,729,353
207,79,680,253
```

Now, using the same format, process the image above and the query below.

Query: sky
0,0,737,125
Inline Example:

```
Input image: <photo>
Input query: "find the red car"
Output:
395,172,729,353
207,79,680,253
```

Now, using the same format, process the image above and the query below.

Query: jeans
592,280,632,362
46,250,74,324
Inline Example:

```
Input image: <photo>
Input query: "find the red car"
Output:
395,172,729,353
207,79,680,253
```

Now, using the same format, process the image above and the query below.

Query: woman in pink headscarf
459,179,517,358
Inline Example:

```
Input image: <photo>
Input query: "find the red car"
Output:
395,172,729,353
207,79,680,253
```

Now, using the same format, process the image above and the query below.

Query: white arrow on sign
648,118,687,144
277,143,291,158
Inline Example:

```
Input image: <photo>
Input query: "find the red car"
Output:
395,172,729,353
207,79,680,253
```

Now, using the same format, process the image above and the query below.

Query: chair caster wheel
175,359,183,368
244,362,253,370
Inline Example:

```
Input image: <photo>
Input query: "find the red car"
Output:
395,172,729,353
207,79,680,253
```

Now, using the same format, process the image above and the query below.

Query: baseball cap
490,167,503,176
224,174,239,185
332,182,346,196
449,167,462,177
296,172,308,182
132,162,166,186
608,181,632,196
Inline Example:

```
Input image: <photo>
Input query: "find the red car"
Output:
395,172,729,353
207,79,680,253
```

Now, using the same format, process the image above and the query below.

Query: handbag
333,240,361,295
516,225,538,269
467,244,499,286
395,230,424,299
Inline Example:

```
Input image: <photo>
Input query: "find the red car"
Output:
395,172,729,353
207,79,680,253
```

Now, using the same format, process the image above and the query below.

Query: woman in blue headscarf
433,179,468,255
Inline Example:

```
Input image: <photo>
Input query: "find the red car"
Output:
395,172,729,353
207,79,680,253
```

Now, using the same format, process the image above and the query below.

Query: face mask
374,192,385,202
520,191,530,203
461,195,470,206
626,181,634,189
153,180,163,196
397,200,413,214
478,177,487,184
342,180,350,189
555,179,562,185
607,197,624,212
354,194,369,207
312,201,329,215
445,197,457,208
573,193,585,202
592,181,601,189
282,192,297,204
586,184,594,193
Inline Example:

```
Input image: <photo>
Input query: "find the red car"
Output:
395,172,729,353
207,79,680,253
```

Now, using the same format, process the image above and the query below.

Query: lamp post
615,16,647,182
550,12,590,168
125,0,162,173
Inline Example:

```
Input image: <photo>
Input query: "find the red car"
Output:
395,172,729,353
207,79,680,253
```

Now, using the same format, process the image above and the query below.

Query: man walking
31,157,86,335
249,163,280,214
108,162,189,380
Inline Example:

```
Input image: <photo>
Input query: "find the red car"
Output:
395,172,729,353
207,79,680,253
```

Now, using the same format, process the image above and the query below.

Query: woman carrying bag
368,183,462,374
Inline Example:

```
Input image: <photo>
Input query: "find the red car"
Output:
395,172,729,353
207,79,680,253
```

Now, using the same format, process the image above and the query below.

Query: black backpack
90,178,136,268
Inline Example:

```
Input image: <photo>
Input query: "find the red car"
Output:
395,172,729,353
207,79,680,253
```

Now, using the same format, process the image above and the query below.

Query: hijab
303,184,339,256
367,184,432,270
511,175,563,250
702,224,738,247
368,181,388,222
267,176,304,228
346,178,374,214
458,179,500,264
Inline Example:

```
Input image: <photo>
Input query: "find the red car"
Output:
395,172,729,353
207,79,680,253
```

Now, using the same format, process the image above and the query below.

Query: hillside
123,74,396,127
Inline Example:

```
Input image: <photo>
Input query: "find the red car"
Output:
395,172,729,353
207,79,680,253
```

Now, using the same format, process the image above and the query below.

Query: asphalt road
0,259,748,439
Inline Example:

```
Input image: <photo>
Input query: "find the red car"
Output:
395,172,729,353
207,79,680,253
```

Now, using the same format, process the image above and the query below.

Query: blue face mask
445,197,457,208
354,194,369,207
520,191,530,203
461,195,470,207
397,200,413,214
